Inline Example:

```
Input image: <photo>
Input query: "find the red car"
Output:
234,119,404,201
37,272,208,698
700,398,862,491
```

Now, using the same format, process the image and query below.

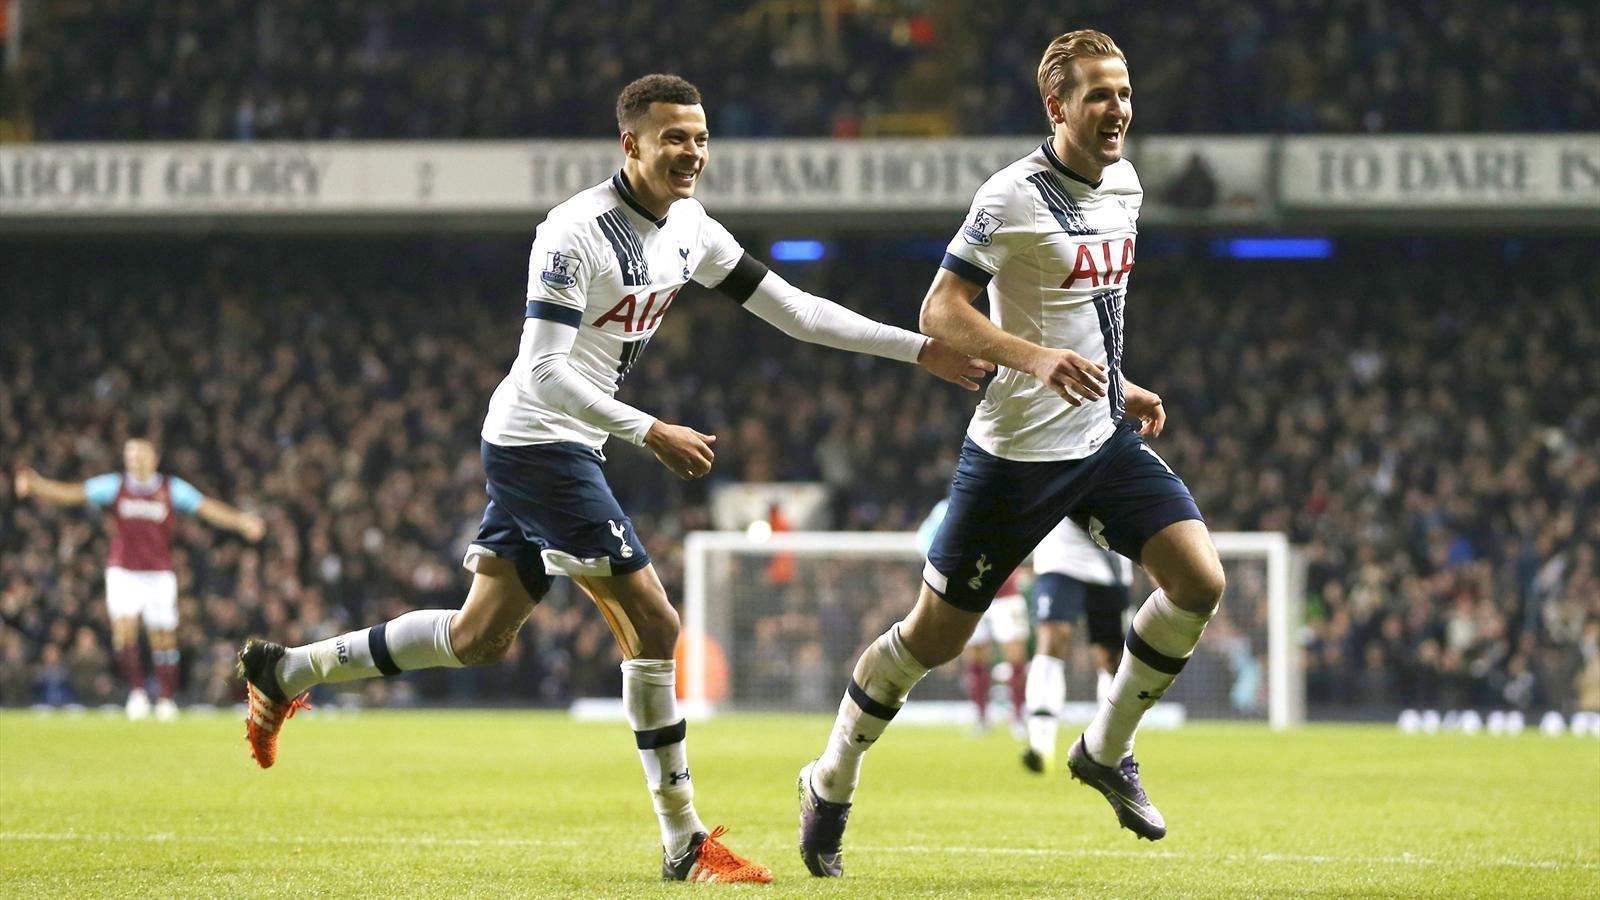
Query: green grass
1,710,1596,897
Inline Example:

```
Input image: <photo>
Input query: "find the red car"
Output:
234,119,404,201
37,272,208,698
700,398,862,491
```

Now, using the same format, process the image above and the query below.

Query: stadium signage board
1280,135,1600,209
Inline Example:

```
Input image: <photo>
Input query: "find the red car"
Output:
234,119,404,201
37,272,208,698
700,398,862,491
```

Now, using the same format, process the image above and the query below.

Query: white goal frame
682,530,1304,729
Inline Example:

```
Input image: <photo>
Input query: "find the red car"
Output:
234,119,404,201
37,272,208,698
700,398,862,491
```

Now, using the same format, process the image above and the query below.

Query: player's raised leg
237,554,539,767
572,565,770,883
1071,519,1224,840
800,585,973,876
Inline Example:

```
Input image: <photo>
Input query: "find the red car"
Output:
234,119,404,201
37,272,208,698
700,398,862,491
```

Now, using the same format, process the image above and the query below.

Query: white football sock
812,624,929,804
1024,653,1066,759
623,658,704,857
1084,590,1212,766
276,609,461,698
1096,668,1115,705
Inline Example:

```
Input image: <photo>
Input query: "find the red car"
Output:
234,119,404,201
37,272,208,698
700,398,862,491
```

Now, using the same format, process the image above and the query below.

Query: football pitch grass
1,710,1596,897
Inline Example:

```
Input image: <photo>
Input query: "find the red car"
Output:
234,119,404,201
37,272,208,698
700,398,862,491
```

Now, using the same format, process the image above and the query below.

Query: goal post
682,530,1304,729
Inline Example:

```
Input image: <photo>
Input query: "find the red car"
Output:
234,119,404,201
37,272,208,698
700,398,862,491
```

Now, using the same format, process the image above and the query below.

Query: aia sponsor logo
1061,238,1135,289
592,287,680,333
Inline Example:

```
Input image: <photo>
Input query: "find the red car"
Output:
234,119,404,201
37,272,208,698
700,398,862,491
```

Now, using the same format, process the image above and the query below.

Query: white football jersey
483,172,745,448
1031,515,1133,586
942,141,1142,461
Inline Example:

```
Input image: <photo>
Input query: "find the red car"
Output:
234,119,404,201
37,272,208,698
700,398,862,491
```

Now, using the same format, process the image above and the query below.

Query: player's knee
1036,622,1070,657
628,587,680,650
1173,563,1225,615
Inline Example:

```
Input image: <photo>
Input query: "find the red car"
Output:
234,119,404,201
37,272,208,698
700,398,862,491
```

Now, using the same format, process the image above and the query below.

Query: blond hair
1036,30,1127,103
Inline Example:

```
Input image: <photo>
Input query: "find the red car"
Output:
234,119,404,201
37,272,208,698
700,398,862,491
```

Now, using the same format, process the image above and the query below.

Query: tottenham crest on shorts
963,208,1003,246
541,251,580,289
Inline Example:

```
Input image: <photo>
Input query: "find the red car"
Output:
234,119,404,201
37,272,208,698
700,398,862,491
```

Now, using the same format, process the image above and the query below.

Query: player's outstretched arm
196,498,266,541
733,261,992,390
919,269,1107,407
1122,378,1166,437
13,468,89,506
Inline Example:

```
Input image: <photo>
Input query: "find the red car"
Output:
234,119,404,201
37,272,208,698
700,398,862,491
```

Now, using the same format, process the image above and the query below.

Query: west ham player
14,439,265,720
799,31,1226,873
1021,516,1133,774
917,500,1030,738
234,74,989,885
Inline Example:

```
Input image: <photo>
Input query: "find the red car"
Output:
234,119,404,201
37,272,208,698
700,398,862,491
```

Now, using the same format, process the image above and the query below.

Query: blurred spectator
11,1,1597,141
0,235,1595,718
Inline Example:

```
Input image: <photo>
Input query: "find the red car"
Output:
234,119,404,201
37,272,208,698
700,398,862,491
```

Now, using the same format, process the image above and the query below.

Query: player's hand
644,421,717,480
916,339,995,391
1124,383,1167,437
240,512,267,542
14,467,35,498
1030,348,1107,406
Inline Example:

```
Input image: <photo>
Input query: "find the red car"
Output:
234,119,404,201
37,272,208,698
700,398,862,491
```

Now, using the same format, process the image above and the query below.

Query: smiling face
1046,55,1133,181
621,102,710,216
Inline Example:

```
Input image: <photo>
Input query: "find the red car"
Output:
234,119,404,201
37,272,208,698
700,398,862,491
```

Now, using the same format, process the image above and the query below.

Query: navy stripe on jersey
940,252,994,288
617,336,651,381
1028,171,1095,236
525,300,583,327
597,209,651,286
1090,289,1126,423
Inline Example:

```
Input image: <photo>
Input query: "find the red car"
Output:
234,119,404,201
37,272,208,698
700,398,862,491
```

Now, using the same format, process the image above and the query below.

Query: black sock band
847,677,901,721
369,622,402,677
1124,628,1188,676
634,718,688,749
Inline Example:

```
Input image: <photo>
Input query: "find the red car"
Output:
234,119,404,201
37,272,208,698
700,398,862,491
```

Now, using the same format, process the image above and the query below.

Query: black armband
712,253,770,304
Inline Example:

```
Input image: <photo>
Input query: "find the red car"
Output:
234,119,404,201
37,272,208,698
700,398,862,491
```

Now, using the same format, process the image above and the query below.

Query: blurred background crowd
3,237,1596,717
5,0,1596,141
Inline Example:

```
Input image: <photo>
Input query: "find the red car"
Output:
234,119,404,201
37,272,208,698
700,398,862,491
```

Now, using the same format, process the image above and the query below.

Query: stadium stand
8,0,1595,140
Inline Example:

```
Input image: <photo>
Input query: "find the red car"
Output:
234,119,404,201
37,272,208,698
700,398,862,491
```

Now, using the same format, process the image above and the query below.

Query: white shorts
967,594,1029,647
105,567,179,631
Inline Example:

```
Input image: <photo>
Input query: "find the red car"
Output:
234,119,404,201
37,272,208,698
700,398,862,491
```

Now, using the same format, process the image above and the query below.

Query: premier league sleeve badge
540,251,581,289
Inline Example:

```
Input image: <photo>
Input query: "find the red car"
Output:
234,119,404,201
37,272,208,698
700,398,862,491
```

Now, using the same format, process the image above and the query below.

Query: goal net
682,531,1304,729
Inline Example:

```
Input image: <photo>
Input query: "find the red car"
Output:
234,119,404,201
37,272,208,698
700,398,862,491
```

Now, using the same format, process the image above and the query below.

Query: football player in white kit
1021,516,1133,774
800,31,1227,873
235,74,989,885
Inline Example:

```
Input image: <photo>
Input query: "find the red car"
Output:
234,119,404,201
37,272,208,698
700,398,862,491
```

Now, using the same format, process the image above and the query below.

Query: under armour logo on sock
968,554,992,590
668,768,691,785
1137,689,1164,705
854,732,876,745
609,519,634,558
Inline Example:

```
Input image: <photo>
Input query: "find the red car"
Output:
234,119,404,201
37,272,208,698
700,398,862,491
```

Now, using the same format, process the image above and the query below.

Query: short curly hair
615,74,703,134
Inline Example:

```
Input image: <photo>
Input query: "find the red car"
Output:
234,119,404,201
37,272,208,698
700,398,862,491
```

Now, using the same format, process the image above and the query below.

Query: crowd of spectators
11,0,1596,141
1,236,1595,719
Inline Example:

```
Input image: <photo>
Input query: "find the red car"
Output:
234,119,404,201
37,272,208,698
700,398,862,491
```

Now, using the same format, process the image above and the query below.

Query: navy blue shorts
926,423,1202,613
1034,573,1130,649
466,440,650,597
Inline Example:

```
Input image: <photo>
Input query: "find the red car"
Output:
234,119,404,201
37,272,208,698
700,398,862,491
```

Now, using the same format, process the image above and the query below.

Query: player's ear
1044,94,1066,126
620,130,639,160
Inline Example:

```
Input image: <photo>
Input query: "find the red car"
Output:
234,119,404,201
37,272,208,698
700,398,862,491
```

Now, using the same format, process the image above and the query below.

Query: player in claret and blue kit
234,73,989,885
15,438,265,720
799,30,1229,876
